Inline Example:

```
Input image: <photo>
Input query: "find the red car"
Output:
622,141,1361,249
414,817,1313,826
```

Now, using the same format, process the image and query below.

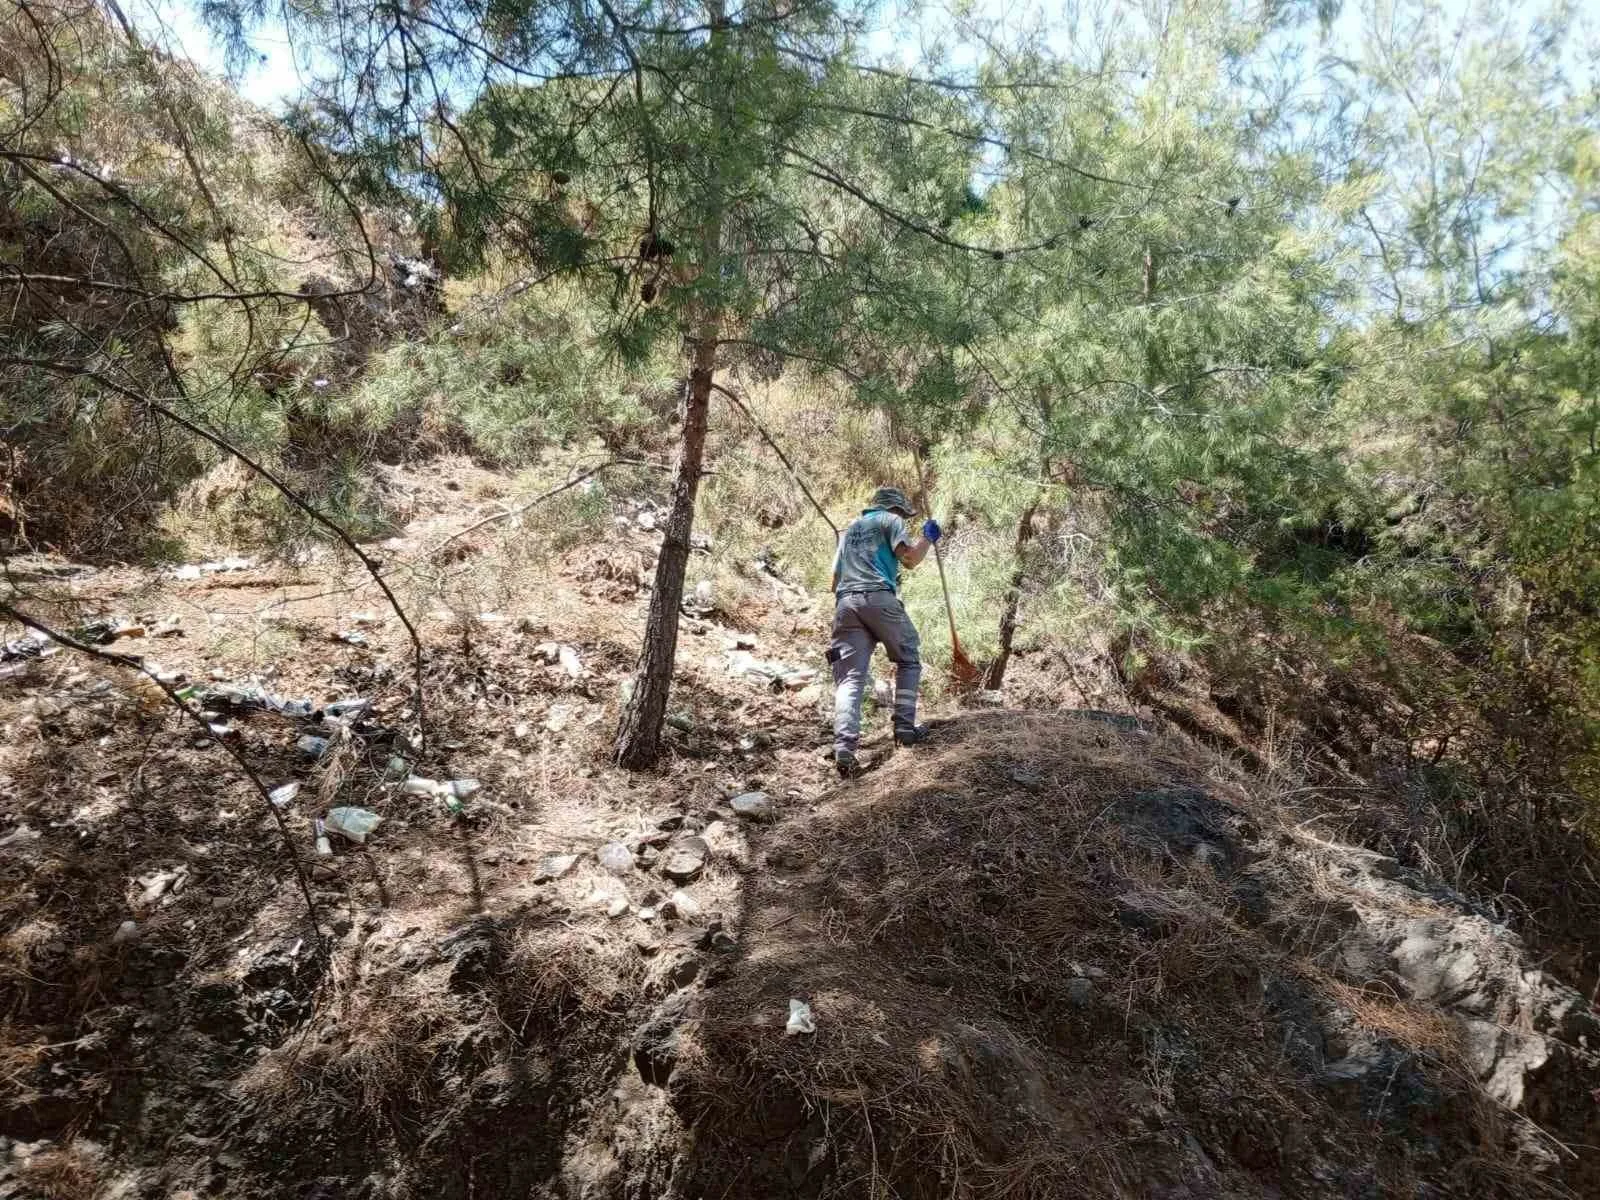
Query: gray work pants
829,590,921,753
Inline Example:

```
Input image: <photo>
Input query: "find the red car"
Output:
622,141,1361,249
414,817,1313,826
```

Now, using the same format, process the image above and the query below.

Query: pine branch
711,381,839,537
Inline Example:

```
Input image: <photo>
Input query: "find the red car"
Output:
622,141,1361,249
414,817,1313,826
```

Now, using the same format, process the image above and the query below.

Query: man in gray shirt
828,486,943,777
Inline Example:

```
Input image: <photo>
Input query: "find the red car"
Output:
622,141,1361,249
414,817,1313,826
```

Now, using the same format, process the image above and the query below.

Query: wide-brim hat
867,486,916,516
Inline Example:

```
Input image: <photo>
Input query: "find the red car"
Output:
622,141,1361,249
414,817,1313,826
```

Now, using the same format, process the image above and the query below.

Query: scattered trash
607,895,630,918
138,867,185,906
636,509,658,532
726,650,818,692
534,642,583,676
1,630,53,662
151,617,183,638
333,630,370,647
786,998,816,1036
690,531,713,552
167,556,255,581
70,616,155,644
532,853,578,883
268,783,300,807
598,842,635,874
297,735,331,760
730,792,775,822
682,579,716,617
323,698,372,720
544,704,573,733
324,807,384,845
400,776,479,814
773,668,818,692
736,733,774,754
113,919,140,945
206,721,235,738
200,682,315,719
440,780,476,816
638,905,658,921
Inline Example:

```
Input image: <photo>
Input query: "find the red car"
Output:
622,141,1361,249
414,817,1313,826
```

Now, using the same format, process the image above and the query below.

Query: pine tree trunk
612,0,727,769
614,335,716,768
985,491,1040,690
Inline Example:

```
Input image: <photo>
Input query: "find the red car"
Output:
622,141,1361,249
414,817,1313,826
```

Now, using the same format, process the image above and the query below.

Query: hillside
5,0,1600,1195
2,468,1598,1198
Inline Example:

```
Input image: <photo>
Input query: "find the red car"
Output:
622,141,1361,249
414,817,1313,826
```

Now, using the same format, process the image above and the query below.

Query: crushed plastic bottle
297,735,330,760
324,807,384,844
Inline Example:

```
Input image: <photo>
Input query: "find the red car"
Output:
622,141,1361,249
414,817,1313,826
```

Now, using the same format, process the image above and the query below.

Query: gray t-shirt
833,509,909,594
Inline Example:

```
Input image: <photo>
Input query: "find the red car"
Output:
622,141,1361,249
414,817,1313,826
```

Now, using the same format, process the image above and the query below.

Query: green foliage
7,0,1600,843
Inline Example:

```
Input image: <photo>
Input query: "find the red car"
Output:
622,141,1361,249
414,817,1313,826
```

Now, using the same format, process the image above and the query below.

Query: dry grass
14,1142,104,1200
672,712,1277,1197
1318,977,1461,1059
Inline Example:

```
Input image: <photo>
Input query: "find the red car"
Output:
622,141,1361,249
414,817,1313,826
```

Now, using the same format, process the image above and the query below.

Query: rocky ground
2,469,1598,1199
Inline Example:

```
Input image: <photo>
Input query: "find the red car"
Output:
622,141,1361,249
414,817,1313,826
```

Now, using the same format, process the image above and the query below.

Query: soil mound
653,711,1600,1199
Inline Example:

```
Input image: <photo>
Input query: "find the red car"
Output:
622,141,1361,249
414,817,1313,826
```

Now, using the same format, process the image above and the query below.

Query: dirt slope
2,477,1597,1199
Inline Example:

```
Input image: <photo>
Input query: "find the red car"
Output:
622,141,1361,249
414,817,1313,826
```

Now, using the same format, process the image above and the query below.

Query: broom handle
914,448,963,653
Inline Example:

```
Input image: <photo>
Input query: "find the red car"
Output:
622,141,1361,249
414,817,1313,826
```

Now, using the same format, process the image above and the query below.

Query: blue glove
922,518,942,543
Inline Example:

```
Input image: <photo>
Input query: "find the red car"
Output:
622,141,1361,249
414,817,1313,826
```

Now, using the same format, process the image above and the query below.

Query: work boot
893,724,931,748
835,749,863,779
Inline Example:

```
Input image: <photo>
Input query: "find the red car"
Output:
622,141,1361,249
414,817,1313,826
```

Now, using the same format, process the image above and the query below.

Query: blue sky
137,0,1599,110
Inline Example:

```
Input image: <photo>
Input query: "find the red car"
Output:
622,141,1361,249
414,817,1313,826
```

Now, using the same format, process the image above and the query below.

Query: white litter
785,998,816,1036
324,807,384,845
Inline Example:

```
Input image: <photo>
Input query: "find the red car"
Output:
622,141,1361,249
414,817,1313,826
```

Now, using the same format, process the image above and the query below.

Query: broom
914,446,982,690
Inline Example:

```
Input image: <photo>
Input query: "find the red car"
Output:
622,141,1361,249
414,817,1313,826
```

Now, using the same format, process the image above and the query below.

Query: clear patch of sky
140,0,1598,111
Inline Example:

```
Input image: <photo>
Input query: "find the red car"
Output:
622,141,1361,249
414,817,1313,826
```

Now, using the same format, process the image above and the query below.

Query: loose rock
666,889,702,919
660,836,709,882
729,791,775,822
598,842,635,874
532,854,578,883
